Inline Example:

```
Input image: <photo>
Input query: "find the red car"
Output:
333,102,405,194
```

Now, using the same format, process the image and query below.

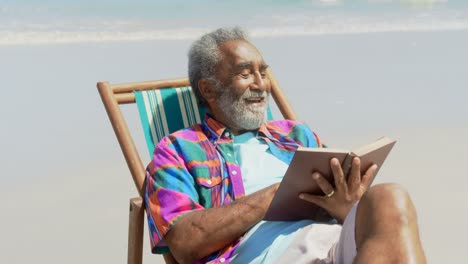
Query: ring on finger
326,190,335,197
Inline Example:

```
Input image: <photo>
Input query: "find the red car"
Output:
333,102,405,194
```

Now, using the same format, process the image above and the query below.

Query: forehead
218,40,264,65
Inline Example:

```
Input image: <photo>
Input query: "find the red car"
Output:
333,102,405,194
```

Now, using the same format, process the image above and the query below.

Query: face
207,40,271,133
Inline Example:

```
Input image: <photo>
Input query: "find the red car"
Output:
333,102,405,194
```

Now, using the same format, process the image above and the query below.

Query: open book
264,137,397,221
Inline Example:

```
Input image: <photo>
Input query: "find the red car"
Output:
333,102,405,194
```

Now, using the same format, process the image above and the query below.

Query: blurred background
1,0,467,263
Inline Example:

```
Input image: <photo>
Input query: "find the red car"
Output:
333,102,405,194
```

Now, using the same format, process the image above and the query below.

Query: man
145,27,426,264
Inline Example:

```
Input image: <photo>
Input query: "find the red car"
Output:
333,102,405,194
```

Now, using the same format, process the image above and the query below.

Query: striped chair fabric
135,86,274,157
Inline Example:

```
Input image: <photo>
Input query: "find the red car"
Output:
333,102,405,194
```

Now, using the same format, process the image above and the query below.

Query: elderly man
145,27,426,264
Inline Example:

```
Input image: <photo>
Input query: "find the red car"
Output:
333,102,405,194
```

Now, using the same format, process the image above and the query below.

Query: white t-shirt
230,132,317,263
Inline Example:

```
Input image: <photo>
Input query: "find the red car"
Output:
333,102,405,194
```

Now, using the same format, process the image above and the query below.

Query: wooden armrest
128,197,144,264
128,197,178,264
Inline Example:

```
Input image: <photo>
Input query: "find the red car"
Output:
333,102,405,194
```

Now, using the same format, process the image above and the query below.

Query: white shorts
275,203,358,264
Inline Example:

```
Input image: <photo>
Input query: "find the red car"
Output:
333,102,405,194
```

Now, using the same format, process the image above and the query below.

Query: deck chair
97,70,298,264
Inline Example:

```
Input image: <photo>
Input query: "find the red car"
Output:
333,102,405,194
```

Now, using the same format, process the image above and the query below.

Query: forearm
166,184,278,264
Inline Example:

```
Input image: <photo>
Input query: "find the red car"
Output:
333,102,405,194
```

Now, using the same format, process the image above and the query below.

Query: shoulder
150,124,208,163
156,124,206,148
265,119,322,148
265,119,308,133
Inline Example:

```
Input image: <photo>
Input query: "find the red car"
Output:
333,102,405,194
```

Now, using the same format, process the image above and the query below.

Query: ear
198,79,217,105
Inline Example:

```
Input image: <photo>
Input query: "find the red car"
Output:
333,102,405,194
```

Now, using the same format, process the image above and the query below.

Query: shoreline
2,27,468,46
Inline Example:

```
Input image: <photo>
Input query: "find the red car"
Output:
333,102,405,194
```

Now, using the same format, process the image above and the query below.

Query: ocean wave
2,16,468,45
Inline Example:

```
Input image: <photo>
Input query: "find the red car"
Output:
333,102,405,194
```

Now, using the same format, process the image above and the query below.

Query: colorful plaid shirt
145,115,321,263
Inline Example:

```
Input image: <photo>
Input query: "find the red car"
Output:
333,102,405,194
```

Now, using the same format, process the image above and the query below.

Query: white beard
217,85,269,130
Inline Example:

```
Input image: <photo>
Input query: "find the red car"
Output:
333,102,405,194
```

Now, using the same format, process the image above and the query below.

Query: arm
166,183,278,264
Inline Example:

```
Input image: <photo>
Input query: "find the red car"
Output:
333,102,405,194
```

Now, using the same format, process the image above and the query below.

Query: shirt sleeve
145,135,204,254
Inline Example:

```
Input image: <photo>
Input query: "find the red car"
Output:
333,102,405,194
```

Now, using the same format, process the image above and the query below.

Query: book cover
264,137,397,221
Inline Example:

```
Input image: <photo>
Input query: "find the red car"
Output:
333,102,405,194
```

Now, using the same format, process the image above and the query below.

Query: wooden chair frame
97,70,297,264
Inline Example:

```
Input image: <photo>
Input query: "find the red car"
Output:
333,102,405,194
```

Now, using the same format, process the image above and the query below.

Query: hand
299,157,378,224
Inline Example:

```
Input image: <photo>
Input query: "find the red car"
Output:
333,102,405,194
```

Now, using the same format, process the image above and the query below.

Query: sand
1,30,467,263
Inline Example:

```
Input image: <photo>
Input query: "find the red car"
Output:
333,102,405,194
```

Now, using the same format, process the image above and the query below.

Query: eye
260,64,269,78
239,70,251,78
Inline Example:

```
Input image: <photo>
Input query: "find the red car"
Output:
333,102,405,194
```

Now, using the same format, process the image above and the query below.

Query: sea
1,0,468,45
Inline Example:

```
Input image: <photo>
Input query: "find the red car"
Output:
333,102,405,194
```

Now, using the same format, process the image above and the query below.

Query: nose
251,71,268,92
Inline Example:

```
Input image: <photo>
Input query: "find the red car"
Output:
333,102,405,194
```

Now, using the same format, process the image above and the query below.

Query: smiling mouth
245,97,265,103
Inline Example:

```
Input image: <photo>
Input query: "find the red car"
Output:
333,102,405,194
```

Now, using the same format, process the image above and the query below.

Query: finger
312,172,334,196
348,157,361,190
330,158,345,192
299,193,326,208
361,164,378,188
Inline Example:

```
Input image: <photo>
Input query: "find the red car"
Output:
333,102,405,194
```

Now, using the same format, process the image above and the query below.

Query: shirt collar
201,114,230,142
258,123,273,139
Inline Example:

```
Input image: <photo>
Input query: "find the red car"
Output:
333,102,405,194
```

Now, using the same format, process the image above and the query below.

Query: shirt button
207,180,212,185
224,132,230,138
227,153,232,157
220,258,226,263
232,170,237,175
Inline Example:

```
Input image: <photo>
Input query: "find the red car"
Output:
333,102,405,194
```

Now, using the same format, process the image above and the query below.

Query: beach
1,2,468,262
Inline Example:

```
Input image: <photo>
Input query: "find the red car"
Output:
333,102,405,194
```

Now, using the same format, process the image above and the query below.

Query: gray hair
188,27,249,106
